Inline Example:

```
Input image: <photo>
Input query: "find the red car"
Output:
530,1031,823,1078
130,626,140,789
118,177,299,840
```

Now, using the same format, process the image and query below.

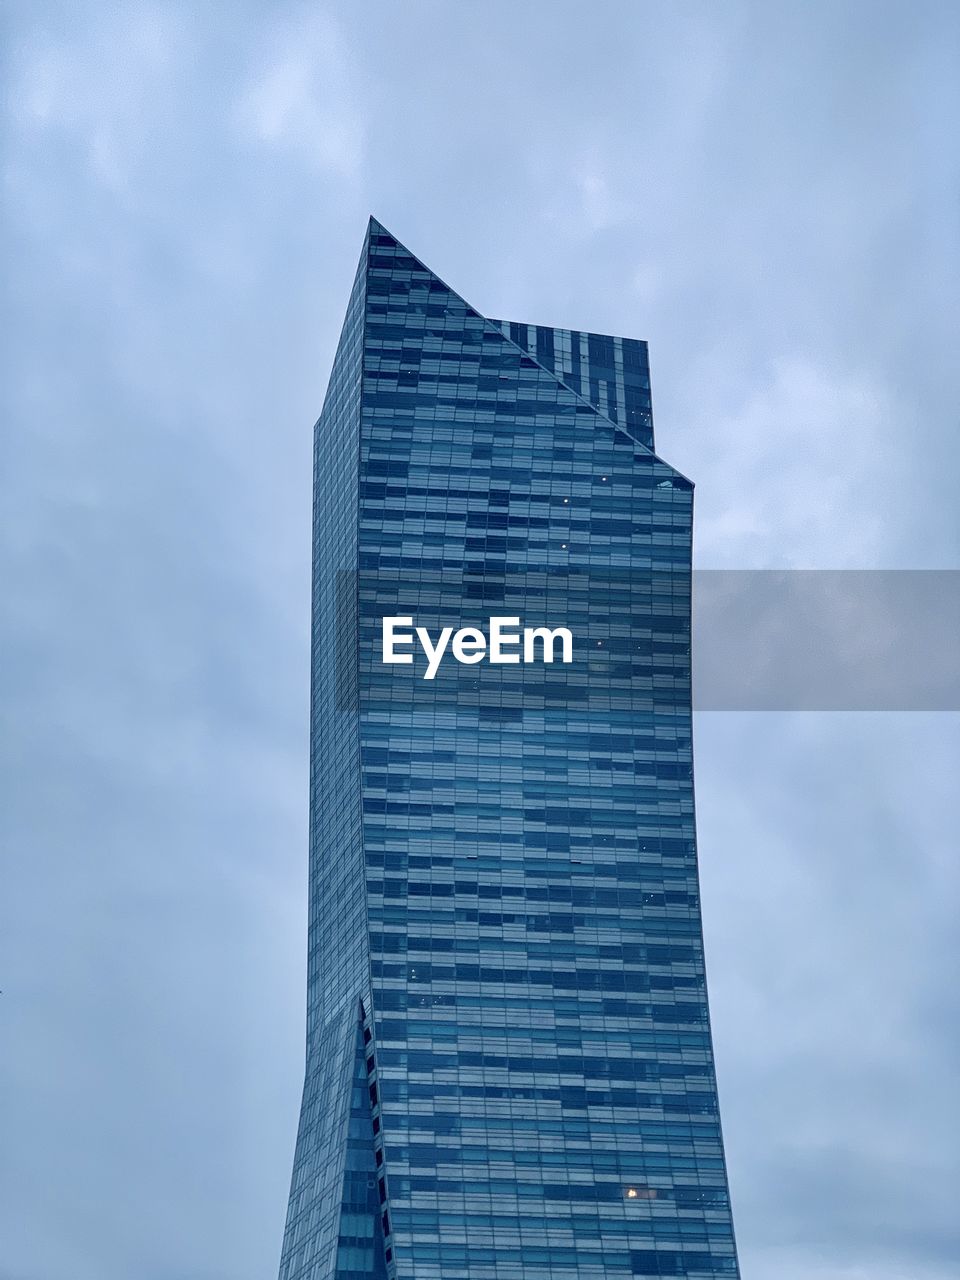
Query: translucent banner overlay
691,570,959,710
333,570,960,712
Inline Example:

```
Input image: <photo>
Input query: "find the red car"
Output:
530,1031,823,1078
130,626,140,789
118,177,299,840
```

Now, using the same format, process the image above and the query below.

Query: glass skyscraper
278,219,740,1280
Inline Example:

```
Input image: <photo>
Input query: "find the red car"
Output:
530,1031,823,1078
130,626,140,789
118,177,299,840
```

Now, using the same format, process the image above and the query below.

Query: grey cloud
1,2,957,1278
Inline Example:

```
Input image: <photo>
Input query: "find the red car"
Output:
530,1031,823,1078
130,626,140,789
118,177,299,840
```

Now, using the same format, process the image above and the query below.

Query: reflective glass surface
278,220,740,1280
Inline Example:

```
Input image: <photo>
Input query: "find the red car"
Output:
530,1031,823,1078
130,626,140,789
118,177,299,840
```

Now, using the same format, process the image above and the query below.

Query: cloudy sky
2,3,958,1278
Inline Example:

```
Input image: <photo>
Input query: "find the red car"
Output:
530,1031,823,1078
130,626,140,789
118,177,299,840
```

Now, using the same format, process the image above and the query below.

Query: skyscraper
278,219,740,1280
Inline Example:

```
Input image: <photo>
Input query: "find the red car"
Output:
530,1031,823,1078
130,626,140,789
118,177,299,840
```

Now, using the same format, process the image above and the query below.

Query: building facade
278,219,740,1280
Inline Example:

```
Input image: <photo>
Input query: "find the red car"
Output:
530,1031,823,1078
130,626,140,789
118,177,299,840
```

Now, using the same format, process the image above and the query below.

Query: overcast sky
2,3,958,1279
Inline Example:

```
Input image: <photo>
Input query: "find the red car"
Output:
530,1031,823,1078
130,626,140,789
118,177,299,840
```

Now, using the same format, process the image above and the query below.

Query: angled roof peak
364,216,483,321
355,218,678,472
